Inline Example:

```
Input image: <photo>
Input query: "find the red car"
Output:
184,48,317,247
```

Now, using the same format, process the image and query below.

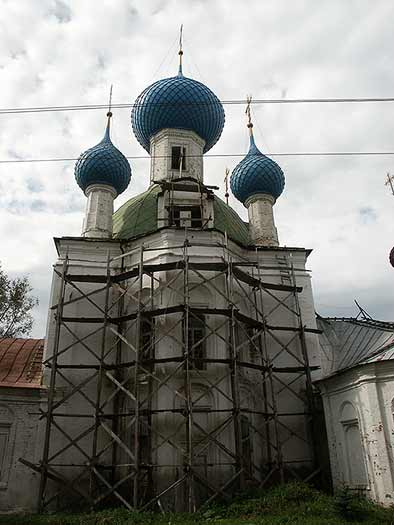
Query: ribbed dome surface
230,136,285,205
75,124,131,195
131,73,225,153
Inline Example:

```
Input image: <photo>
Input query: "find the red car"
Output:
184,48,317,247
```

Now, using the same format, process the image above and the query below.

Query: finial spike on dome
104,84,113,140
245,95,258,151
224,167,230,205
245,94,254,135
178,24,184,76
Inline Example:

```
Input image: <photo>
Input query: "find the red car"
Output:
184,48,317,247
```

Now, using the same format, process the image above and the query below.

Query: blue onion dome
75,115,131,195
131,68,225,153
230,132,285,205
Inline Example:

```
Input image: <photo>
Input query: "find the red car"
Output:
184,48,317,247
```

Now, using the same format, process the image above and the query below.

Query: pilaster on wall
150,128,205,183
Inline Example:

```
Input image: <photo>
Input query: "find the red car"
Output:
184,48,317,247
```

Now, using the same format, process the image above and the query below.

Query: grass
2,483,394,525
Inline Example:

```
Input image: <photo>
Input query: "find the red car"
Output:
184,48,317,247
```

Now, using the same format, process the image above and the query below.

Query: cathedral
1,46,394,514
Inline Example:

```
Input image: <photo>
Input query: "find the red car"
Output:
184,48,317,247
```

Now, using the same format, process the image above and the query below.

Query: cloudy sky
1,0,394,337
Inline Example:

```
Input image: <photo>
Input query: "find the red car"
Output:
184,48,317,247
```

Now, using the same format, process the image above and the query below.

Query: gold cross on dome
224,167,230,205
178,24,184,74
179,24,183,54
245,95,252,127
385,172,394,195
107,84,113,119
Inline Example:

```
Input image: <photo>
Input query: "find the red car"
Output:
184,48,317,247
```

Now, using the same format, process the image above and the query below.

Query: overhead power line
1,97,394,115
2,151,394,164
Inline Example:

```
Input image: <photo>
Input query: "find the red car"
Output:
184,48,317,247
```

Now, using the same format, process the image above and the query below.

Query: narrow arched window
140,316,154,360
171,146,187,171
187,314,206,370
235,324,259,363
340,403,368,487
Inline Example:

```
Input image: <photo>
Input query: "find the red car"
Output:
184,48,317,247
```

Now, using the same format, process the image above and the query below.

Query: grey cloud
359,206,378,224
7,149,25,160
4,199,24,214
31,199,47,212
27,178,44,193
1,0,394,337
52,1,72,23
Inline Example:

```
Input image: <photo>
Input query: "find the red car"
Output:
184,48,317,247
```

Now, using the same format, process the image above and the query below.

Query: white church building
1,49,394,513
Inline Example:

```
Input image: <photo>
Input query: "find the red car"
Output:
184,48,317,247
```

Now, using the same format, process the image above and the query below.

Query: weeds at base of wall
1,482,394,525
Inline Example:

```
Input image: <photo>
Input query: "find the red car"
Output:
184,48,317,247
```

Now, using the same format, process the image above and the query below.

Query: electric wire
1,151,394,165
1,96,394,115
1,96,394,164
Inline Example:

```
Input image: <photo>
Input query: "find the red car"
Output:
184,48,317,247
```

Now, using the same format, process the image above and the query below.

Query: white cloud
1,0,394,337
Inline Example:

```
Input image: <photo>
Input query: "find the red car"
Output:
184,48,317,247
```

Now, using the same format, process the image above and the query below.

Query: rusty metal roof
0,338,44,388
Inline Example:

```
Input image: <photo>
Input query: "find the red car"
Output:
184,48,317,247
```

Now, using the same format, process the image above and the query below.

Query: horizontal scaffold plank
61,316,109,324
61,317,110,324
65,261,302,293
232,266,302,292
50,358,319,374
60,304,321,334
65,274,108,283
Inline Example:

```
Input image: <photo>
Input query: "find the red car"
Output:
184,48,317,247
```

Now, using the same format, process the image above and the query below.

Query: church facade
1,50,394,513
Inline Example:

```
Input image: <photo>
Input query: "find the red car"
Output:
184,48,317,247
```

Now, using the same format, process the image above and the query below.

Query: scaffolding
22,239,322,512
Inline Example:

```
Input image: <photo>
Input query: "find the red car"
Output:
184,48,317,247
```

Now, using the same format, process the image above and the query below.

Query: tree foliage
0,263,38,338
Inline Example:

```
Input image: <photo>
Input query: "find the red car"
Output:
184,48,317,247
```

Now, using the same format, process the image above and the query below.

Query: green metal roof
212,196,250,246
113,185,161,239
113,184,250,246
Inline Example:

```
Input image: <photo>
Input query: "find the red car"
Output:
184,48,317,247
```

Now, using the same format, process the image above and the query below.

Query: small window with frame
140,317,154,359
191,206,202,228
169,207,181,227
171,146,187,171
187,314,206,370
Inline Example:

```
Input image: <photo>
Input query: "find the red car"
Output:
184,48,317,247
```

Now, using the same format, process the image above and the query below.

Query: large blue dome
230,135,285,205
131,72,225,153
75,121,131,195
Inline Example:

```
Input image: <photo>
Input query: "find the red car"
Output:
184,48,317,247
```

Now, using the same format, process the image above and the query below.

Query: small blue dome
75,120,131,195
131,72,225,153
230,135,285,205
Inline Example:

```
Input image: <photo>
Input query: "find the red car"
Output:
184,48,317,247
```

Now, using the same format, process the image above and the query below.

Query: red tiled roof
0,338,44,388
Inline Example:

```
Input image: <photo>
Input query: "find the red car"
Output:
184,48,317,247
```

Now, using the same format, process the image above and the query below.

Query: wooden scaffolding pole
27,239,320,512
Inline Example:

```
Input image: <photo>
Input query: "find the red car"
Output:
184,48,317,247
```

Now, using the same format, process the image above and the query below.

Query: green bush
334,487,368,522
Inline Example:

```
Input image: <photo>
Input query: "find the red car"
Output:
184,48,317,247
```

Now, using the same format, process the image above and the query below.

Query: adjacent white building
317,316,394,505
